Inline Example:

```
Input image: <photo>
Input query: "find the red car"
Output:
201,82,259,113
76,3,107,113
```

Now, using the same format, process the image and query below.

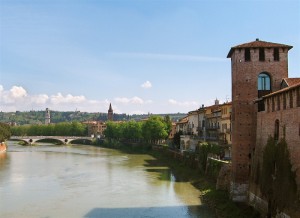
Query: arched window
258,73,271,90
274,119,279,141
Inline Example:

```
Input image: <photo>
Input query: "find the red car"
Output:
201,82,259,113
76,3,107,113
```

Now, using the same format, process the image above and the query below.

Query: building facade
227,39,292,201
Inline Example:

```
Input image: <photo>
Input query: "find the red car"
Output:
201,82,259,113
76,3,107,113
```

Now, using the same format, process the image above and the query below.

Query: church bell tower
108,103,113,121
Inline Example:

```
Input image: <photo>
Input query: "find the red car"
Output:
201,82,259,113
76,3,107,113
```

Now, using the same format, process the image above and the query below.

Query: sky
0,0,299,115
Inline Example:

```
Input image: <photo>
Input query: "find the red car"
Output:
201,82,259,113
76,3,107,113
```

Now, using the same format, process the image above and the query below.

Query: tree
163,115,172,135
0,122,11,142
261,136,298,217
122,121,143,142
173,130,183,149
142,116,168,144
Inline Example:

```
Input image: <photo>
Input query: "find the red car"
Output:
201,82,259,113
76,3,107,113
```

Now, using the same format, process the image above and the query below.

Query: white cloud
31,94,49,104
115,96,143,104
10,86,27,98
141,81,152,89
50,93,86,104
114,96,153,105
168,99,199,107
0,85,110,112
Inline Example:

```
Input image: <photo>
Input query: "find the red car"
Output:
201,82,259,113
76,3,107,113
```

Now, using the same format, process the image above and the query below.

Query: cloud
114,96,144,104
10,86,28,98
168,99,199,107
111,52,226,62
0,85,28,104
31,94,49,104
50,93,86,104
141,81,152,89
0,85,110,112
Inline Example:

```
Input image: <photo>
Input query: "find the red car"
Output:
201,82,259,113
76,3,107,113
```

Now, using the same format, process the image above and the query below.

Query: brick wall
230,45,289,195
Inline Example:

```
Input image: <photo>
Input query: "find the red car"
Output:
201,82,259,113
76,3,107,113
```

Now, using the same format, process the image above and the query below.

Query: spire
108,103,113,112
108,103,113,121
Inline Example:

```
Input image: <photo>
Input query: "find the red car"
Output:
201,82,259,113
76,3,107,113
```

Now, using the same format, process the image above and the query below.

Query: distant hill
0,110,186,125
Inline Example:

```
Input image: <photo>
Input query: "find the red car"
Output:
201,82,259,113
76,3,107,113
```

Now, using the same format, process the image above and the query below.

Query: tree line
11,122,88,136
104,115,172,144
0,122,11,142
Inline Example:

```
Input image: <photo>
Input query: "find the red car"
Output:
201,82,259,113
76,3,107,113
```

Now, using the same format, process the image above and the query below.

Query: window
274,48,279,61
274,119,279,141
245,48,251,61
259,48,265,61
258,73,271,90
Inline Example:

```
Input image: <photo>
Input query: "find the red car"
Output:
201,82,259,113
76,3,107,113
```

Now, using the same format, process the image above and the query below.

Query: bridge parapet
10,136,93,145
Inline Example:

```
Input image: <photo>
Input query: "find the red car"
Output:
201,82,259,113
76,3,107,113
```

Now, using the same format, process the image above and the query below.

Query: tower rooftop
227,39,292,58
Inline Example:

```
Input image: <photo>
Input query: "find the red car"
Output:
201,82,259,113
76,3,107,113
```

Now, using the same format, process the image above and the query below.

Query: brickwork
256,86,300,187
228,39,291,200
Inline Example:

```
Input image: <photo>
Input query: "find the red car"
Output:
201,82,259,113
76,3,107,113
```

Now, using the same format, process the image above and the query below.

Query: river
0,141,214,218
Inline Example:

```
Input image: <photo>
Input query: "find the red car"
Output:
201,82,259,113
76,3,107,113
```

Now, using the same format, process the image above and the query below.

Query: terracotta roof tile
282,78,300,87
227,39,292,58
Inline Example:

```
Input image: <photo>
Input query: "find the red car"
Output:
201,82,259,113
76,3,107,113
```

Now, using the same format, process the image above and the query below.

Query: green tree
142,116,168,144
163,115,172,135
261,136,298,217
173,130,183,149
0,122,11,142
122,121,143,142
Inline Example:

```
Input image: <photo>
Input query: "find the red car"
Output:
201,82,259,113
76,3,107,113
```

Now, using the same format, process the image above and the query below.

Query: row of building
173,99,232,158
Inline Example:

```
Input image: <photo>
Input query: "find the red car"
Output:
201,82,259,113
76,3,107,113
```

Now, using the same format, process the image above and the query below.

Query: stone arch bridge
10,136,93,145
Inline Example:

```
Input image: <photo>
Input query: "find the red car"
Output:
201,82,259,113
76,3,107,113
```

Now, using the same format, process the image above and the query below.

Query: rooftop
227,39,293,58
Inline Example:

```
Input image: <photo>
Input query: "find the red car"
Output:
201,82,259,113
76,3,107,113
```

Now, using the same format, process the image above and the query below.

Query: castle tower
45,108,51,125
108,103,113,121
227,39,292,201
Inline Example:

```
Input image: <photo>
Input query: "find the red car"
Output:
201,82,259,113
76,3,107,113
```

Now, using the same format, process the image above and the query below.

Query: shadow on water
143,159,190,182
84,205,214,218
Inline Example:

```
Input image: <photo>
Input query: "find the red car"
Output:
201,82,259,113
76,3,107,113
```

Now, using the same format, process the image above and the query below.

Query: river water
0,141,214,218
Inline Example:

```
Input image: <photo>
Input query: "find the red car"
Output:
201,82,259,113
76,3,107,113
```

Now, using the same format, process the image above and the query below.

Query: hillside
0,110,186,125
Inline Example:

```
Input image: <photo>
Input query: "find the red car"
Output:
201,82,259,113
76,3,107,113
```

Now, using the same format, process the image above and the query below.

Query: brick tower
227,39,292,201
45,108,51,125
108,103,113,121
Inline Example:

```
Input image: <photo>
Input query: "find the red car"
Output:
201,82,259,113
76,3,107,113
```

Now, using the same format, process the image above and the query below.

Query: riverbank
98,142,260,218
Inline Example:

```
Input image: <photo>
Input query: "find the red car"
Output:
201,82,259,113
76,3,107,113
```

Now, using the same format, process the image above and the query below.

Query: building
177,101,232,157
228,39,300,216
251,80,300,215
205,99,221,143
176,116,188,134
187,110,198,135
108,103,113,121
82,121,107,137
227,39,292,202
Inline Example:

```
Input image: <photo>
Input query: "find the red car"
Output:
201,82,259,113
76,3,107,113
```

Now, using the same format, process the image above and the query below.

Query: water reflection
0,141,214,218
